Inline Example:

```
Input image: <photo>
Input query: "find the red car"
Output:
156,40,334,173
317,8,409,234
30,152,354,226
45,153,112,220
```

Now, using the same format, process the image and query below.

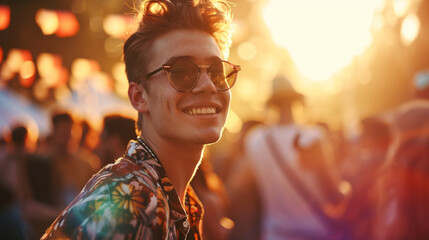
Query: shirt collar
124,139,203,222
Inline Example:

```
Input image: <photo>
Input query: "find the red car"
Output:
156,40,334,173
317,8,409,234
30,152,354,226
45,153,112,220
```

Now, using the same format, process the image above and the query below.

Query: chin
196,135,221,145
195,128,224,145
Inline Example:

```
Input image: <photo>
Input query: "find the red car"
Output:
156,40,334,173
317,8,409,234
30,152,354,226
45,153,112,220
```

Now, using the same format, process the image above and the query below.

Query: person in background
340,116,392,239
94,115,136,167
0,126,31,240
41,112,94,207
372,100,429,240
41,0,239,239
19,112,94,238
76,120,102,172
190,156,233,240
215,120,263,240
244,75,349,240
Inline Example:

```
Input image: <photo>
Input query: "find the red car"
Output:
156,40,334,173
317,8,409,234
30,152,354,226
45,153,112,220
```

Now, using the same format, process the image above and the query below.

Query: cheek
223,91,231,107
158,96,173,114
150,88,179,115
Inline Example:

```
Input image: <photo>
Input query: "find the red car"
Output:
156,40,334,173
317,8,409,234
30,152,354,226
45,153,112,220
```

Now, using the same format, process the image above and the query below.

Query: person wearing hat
266,75,304,124
244,75,347,240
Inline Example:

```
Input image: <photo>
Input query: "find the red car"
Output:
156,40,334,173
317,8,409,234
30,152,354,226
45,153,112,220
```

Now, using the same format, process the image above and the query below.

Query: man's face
141,29,231,145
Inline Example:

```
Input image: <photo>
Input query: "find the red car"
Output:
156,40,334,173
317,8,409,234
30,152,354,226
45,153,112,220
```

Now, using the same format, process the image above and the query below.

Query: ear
128,82,149,113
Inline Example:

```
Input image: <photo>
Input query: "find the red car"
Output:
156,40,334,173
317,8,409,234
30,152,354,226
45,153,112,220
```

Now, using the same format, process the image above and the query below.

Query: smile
186,107,217,115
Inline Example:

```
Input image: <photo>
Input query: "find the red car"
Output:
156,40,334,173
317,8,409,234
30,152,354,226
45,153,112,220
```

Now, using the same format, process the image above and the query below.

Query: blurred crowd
0,111,136,239
209,75,429,240
1,74,429,240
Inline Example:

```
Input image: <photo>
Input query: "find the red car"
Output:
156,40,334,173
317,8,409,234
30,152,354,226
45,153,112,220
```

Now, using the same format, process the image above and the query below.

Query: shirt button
183,220,190,229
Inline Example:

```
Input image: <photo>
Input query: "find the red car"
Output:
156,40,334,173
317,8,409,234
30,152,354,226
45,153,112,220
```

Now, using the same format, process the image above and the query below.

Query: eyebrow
165,55,223,64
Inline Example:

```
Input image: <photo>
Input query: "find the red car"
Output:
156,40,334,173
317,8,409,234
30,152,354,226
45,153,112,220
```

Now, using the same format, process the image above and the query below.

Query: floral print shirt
42,138,204,240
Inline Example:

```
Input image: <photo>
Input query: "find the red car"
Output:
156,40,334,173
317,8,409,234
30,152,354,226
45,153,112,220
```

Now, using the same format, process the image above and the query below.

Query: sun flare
263,0,381,81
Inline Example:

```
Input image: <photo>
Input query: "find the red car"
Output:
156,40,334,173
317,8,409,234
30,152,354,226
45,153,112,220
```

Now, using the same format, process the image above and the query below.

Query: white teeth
187,107,216,115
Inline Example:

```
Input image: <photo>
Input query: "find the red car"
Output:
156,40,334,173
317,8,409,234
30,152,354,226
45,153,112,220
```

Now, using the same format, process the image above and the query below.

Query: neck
278,108,294,124
140,135,204,204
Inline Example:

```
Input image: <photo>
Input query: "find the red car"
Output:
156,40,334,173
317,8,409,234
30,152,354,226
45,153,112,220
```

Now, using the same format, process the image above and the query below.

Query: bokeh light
237,41,257,61
225,109,243,134
400,13,420,46
9,49,32,72
393,0,411,17
37,53,64,88
56,11,80,37
263,0,380,81
72,58,93,79
19,61,36,87
102,14,132,39
90,72,112,92
111,62,128,98
35,9,59,35
71,58,101,89
0,5,10,31
35,9,79,37
32,80,50,101
54,85,72,101
235,76,259,103
0,49,33,84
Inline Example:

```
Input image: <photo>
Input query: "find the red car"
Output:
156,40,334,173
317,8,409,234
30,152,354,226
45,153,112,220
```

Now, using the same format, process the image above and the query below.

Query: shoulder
244,125,293,150
42,159,167,239
244,125,268,147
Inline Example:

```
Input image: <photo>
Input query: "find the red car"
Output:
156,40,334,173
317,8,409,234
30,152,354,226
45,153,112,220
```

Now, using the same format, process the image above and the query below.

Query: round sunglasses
145,59,241,92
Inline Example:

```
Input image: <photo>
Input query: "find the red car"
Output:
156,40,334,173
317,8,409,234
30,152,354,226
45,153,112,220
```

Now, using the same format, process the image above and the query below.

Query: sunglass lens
170,60,199,91
210,61,236,90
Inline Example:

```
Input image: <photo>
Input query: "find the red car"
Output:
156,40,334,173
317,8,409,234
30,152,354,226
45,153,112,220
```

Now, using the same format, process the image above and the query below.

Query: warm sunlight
263,0,381,81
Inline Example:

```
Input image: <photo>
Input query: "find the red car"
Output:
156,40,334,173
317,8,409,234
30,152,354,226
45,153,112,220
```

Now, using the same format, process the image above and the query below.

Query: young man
41,0,240,239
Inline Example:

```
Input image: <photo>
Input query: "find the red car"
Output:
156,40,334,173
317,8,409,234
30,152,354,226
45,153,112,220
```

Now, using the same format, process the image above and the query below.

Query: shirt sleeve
42,177,159,240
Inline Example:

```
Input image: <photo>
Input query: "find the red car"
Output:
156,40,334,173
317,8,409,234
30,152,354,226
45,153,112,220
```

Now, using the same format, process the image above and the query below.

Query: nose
191,70,217,93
